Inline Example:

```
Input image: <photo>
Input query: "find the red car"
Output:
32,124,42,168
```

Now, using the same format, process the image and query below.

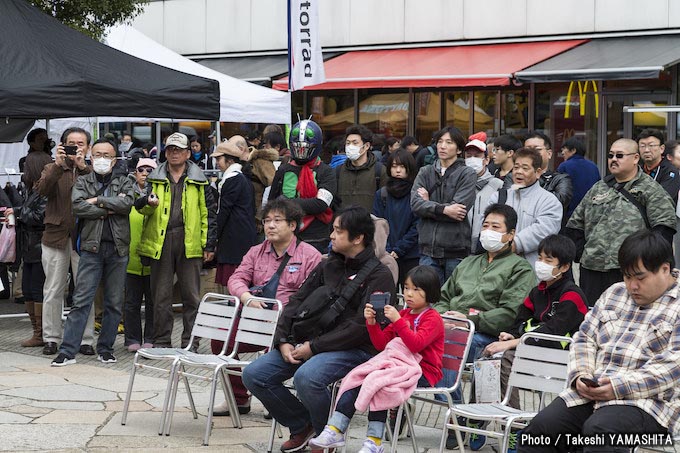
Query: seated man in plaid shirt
519,229,679,453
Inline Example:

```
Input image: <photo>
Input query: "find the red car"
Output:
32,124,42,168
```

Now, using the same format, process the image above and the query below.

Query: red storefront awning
273,40,586,90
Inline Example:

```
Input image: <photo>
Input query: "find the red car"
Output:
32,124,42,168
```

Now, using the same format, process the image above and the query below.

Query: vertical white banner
288,0,326,91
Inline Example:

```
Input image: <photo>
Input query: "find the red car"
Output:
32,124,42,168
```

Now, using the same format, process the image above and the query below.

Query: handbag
0,225,16,263
249,254,291,300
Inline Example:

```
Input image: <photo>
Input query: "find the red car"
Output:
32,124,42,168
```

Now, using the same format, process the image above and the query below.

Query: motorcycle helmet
289,119,323,164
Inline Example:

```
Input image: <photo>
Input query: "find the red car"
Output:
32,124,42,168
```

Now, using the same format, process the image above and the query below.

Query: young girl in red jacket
309,265,444,453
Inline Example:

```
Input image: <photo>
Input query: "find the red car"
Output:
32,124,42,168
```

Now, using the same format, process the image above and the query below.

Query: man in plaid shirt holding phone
519,229,679,452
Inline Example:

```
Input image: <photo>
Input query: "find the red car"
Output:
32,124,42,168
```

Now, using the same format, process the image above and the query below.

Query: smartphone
64,145,78,155
579,377,600,388
370,292,391,327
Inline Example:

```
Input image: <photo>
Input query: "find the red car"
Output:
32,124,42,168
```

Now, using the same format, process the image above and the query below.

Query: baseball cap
465,139,487,155
136,158,157,170
165,132,189,149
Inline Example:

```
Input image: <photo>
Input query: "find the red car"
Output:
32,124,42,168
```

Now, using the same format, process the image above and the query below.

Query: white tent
104,25,291,125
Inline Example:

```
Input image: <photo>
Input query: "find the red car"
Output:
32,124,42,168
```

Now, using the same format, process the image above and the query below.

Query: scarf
290,158,332,231
385,177,413,199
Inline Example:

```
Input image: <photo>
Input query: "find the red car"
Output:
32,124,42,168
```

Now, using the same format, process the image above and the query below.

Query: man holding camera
35,127,97,356
242,206,395,453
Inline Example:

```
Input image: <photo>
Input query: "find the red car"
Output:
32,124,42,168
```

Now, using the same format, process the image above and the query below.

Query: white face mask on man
345,144,363,161
465,156,484,174
93,157,113,175
479,229,508,252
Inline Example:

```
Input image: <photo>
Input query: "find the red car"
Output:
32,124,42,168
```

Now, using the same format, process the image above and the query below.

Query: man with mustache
565,138,676,305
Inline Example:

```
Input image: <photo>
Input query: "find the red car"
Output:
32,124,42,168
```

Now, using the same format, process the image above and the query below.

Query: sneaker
98,352,117,364
51,353,76,367
308,426,346,448
141,343,154,349
358,438,384,453
468,419,488,451
280,424,314,453
507,430,520,453
445,416,468,450
94,321,102,334
388,402,412,438
117,322,125,335
127,344,141,353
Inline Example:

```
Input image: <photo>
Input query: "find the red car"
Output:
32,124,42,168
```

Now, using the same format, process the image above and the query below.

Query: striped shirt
560,270,680,434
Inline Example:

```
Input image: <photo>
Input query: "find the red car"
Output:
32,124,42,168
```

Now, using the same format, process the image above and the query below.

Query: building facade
130,0,680,171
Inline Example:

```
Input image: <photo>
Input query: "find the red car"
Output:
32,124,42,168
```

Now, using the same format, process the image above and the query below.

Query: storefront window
414,91,440,147
632,100,668,140
357,90,409,141
306,90,355,158
501,90,529,136
536,82,599,167
444,92,471,136
474,91,498,137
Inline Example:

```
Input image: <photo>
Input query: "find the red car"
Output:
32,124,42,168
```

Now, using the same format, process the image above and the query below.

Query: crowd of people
1,120,679,453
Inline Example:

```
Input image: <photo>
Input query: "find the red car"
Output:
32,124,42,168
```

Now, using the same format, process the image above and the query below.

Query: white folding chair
166,297,283,445
441,332,572,453
384,316,475,453
121,293,239,435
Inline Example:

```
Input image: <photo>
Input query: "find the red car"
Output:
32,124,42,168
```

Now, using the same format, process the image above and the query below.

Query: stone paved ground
0,300,676,452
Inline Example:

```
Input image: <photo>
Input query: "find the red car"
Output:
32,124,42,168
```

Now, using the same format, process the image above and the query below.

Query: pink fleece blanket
336,337,423,412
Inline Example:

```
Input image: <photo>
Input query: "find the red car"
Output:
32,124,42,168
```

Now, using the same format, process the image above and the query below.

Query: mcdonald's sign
565,80,599,119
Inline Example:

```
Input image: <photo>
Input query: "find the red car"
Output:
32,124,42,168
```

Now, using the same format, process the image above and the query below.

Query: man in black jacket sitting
243,206,396,453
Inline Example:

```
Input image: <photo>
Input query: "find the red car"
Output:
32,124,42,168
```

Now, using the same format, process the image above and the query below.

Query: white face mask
93,157,113,175
345,144,363,161
465,157,484,174
535,260,560,282
479,229,508,253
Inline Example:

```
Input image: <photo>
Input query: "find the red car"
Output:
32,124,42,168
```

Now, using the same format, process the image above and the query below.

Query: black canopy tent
0,0,220,120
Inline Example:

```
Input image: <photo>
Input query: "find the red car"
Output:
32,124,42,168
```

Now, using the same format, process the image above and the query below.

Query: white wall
132,0,680,55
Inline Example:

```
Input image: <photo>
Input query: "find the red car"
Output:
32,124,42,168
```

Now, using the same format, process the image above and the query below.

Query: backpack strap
374,161,383,191
617,186,650,229
317,256,382,330
498,188,508,205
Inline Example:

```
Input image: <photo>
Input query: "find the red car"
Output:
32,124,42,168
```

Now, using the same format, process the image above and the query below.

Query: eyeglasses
165,146,186,154
262,218,288,226
607,152,637,159
638,143,661,150
137,167,153,174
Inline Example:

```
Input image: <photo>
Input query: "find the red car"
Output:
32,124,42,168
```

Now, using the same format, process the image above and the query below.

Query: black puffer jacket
540,171,572,224
274,246,396,355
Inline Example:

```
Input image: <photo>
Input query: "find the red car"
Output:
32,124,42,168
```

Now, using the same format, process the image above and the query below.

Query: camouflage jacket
567,170,676,271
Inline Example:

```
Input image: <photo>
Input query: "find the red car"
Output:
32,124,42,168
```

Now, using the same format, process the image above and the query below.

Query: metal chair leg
121,357,139,425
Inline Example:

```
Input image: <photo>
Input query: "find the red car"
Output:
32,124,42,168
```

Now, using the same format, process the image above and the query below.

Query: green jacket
567,170,676,271
127,183,150,276
137,161,217,260
433,249,536,337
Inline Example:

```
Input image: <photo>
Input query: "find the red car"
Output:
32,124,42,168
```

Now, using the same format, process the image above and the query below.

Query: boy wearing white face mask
464,132,504,254
483,234,587,410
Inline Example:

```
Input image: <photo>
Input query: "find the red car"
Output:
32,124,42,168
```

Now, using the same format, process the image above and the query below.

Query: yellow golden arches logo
565,80,599,119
